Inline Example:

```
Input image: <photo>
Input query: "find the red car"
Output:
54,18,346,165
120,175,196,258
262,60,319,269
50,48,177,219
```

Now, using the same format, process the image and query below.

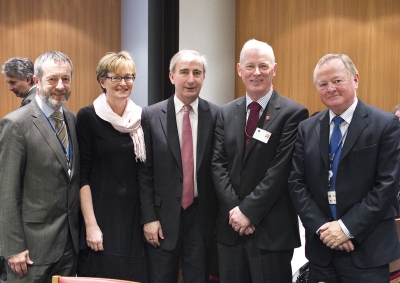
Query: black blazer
139,96,219,251
289,100,400,268
212,91,308,250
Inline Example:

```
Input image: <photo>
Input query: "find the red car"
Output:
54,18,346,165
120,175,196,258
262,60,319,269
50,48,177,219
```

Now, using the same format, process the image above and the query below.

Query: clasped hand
229,206,255,236
319,221,354,252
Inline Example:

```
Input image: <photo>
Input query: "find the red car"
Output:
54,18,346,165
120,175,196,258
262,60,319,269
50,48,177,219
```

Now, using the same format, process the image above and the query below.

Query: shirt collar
174,95,199,115
245,86,273,110
329,97,358,124
35,95,64,118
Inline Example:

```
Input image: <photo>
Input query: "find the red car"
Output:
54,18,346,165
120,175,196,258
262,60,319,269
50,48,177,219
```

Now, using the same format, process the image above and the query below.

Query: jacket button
179,178,183,183
176,197,180,201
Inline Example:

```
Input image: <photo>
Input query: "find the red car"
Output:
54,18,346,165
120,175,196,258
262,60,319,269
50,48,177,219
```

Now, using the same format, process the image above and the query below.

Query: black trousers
146,199,212,283
218,234,294,283
309,250,389,283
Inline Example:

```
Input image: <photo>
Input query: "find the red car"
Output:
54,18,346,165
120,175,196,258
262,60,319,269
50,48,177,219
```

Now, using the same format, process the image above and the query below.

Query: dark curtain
148,0,179,105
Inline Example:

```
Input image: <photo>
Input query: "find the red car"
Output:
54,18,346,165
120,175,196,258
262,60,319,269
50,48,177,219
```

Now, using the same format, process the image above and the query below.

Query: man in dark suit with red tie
212,39,308,282
289,54,400,282
139,50,219,283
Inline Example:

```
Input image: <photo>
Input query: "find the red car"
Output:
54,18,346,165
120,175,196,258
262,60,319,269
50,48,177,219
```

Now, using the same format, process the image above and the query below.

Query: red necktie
181,105,194,209
245,102,261,148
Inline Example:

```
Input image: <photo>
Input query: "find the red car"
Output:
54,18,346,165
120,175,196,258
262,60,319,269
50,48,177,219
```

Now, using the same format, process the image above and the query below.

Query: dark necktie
51,111,69,160
181,105,194,209
329,116,344,220
245,102,261,148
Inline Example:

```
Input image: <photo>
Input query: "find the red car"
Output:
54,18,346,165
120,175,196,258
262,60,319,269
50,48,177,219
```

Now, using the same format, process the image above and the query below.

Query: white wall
179,0,236,106
121,0,148,108
122,0,236,107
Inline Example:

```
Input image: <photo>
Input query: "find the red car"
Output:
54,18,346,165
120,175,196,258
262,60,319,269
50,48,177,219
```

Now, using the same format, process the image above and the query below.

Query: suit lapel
161,97,182,170
340,100,368,161
196,98,212,172
30,100,69,175
235,97,246,163
318,110,330,170
245,91,281,154
244,91,281,161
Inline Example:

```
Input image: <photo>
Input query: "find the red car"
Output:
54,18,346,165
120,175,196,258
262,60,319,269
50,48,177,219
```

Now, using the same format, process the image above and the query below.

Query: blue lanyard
43,111,72,171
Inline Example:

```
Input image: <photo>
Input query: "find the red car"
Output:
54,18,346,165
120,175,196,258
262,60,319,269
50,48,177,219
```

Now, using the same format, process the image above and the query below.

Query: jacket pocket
22,210,47,223
353,144,377,156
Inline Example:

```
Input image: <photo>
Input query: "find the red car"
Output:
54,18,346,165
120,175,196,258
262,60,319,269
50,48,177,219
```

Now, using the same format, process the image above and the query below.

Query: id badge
253,128,271,144
327,191,336,204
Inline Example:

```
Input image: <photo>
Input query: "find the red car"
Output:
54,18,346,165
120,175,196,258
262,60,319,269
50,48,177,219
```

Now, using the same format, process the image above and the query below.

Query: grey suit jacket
212,91,308,250
139,96,219,251
20,85,37,107
289,100,400,268
0,98,80,265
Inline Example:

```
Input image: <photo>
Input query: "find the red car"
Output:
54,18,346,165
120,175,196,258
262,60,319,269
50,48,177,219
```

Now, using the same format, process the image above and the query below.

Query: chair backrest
52,275,139,283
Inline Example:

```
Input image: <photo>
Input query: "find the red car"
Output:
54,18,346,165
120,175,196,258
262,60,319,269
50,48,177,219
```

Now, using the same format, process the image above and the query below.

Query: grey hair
34,51,73,80
393,103,400,114
313,54,358,83
169,50,207,75
239,39,275,65
2,57,34,84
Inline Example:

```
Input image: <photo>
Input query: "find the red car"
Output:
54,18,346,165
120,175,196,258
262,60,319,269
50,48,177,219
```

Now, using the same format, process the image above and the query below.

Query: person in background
76,51,148,282
393,103,400,120
0,51,80,283
289,53,400,282
212,39,308,283
1,58,36,283
2,57,36,107
139,50,219,283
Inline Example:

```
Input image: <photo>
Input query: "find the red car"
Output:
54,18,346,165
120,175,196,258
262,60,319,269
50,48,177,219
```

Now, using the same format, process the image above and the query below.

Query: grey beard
38,92,68,109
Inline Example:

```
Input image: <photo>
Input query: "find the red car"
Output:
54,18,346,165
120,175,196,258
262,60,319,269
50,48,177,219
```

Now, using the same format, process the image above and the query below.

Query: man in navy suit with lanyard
289,54,400,282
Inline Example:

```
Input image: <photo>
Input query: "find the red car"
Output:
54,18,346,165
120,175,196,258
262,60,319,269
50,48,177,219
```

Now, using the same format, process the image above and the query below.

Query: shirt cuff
338,219,354,238
316,223,328,235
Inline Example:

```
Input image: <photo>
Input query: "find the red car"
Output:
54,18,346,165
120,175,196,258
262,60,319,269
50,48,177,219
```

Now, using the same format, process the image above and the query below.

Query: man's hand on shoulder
7,250,33,277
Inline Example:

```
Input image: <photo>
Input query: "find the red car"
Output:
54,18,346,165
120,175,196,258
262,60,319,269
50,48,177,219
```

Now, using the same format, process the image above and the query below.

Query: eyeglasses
105,75,135,83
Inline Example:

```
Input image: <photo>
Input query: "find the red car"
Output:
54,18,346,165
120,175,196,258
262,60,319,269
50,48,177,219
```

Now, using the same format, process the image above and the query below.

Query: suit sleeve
212,108,241,216
289,121,331,233
138,108,158,224
0,117,27,256
341,115,400,239
240,106,309,225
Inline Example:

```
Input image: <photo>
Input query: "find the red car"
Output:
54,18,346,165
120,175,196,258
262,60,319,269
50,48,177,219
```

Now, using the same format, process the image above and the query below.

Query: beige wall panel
236,0,400,115
0,0,121,118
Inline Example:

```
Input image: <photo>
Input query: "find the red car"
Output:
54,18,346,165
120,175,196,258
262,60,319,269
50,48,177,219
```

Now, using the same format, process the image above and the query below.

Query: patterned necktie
51,111,69,160
245,102,261,148
329,116,344,220
181,105,194,209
